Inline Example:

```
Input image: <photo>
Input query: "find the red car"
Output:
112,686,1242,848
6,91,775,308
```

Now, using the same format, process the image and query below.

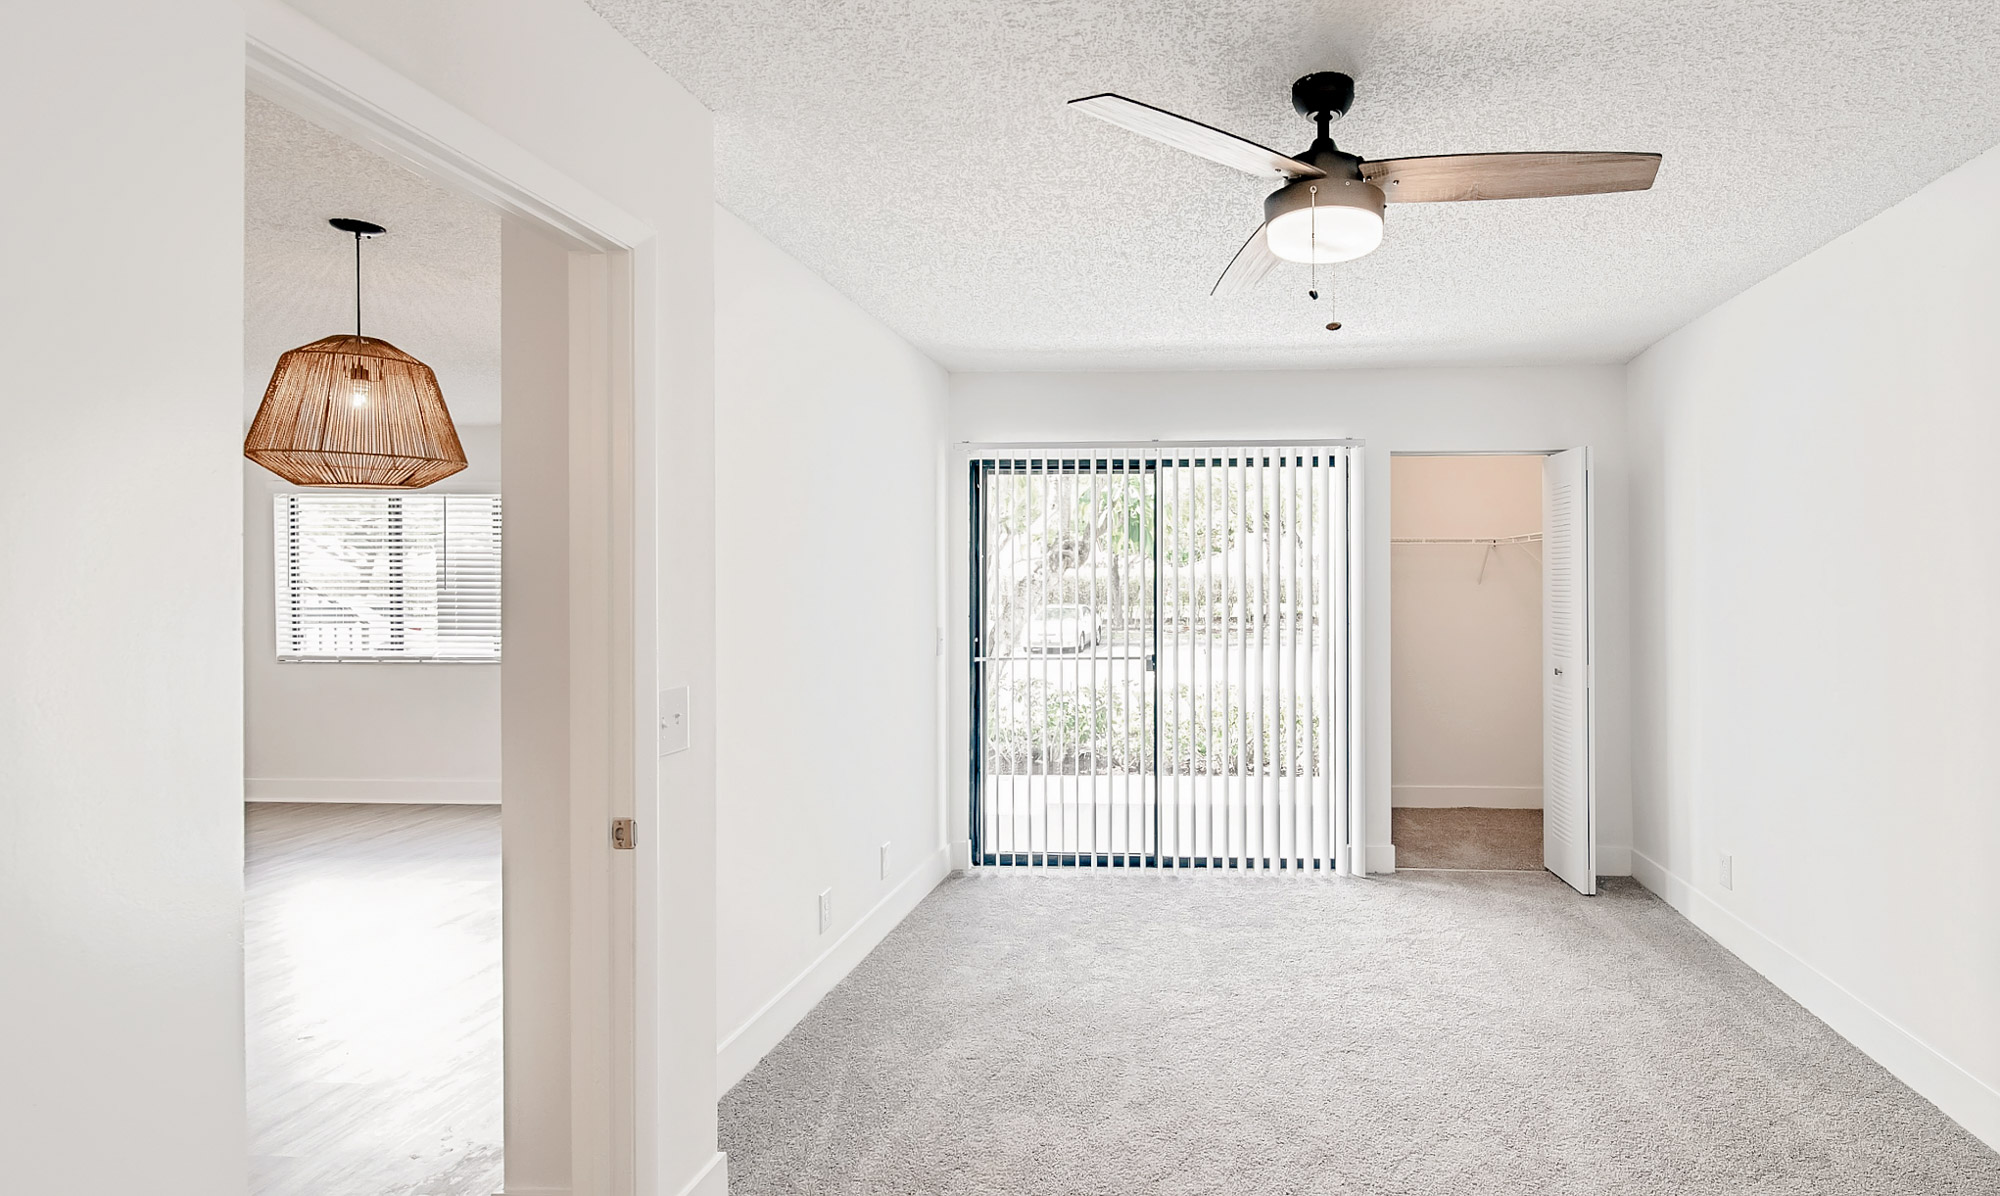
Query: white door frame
246,4,659,1192
1384,449,1598,887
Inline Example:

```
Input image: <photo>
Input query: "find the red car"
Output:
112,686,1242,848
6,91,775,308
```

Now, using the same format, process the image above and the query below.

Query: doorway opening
240,20,648,1185
968,444,1361,872
1389,451,1594,892
241,91,507,1195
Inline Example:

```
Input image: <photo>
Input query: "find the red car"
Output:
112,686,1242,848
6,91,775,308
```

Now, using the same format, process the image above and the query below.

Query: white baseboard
716,845,950,1095
950,838,973,871
1597,845,1632,876
497,1152,725,1196
1392,784,1543,809
1631,850,2000,1153
247,776,500,804
1630,849,1690,906
1366,843,1396,874
672,1151,728,1196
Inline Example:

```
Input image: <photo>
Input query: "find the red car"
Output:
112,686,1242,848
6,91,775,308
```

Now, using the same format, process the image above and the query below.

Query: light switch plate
658,686,690,756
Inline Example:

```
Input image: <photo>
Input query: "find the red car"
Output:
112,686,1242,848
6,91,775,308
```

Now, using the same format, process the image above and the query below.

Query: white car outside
1026,604,1097,652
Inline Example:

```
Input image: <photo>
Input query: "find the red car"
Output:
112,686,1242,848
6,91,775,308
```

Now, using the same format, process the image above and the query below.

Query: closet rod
1389,533,1542,545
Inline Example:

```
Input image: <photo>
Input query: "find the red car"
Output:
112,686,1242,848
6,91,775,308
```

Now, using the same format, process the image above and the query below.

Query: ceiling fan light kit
244,218,468,489
1264,175,1384,264
1068,71,1662,308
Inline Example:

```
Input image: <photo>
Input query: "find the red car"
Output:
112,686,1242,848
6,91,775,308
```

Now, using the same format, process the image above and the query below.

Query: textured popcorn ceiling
245,95,500,423
589,0,2000,371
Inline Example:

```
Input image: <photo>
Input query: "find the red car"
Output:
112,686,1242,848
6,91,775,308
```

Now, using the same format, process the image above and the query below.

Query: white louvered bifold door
973,446,1351,872
1541,448,1594,893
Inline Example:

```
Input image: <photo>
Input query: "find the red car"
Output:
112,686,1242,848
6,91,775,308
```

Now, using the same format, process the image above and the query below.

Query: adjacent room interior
241,94,506,1196
12,3,2000,1196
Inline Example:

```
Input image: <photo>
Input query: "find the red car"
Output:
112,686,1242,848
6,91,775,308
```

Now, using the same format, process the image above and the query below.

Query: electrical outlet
817,888,832,934
880,841,891,880
1718,852,1734,891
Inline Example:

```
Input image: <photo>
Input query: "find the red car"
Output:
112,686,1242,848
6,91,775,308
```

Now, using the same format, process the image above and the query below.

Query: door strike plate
611,818,637,850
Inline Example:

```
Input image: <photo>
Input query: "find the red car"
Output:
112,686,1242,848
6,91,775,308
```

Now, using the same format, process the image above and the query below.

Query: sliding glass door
973,455,1157,866
971,445,1355,872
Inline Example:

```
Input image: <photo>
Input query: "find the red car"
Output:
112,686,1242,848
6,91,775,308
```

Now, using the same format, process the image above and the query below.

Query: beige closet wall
1390,456,1543,808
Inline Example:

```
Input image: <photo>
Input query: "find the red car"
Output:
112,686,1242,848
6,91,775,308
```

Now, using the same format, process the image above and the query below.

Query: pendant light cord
353,231,364,341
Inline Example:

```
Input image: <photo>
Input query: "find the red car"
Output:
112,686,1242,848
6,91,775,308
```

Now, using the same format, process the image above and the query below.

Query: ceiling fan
1069,72,1662,297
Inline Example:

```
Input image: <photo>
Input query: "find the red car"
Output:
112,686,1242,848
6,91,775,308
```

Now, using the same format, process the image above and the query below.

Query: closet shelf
1390,533,1542,545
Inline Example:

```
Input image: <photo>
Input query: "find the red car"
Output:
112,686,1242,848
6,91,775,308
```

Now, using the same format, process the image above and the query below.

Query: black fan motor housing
1291,72,1355,120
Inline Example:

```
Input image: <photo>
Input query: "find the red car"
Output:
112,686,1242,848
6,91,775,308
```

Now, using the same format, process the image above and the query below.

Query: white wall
0,2,247,1193
949,367,1631,874
1390,456,1543,809
713,210,950,1092
4,2,723,1193
1627,142,2000,1150
244,424,501,803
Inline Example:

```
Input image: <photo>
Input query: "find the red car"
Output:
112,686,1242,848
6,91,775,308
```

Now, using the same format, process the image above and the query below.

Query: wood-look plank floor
246,802,503,1196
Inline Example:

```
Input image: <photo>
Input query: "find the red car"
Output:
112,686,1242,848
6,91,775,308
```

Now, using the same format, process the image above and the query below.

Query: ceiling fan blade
1069,93,1326,180
1212,223,1281,297
1361,152,1661,203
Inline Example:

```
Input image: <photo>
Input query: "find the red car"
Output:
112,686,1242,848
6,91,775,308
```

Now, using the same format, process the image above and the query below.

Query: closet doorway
1390,451,1595,893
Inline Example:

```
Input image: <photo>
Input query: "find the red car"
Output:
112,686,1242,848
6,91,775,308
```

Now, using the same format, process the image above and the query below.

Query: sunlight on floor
245,803,502,1196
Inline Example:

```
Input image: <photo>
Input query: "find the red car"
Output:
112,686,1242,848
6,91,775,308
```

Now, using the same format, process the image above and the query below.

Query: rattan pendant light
245,218,467,488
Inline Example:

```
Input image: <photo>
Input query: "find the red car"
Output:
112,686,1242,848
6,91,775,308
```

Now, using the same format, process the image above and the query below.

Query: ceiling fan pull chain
1301,184,1342,330
1307,184,1320,299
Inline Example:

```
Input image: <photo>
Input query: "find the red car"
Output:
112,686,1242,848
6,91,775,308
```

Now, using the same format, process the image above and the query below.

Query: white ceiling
245,95,500,424
588,0,2000,372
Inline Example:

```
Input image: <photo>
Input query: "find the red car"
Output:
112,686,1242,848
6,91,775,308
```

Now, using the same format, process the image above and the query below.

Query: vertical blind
274,492,503,661
972,445,1355,872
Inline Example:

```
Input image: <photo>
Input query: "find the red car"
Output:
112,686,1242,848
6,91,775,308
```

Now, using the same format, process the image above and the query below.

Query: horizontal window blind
274,492,502,662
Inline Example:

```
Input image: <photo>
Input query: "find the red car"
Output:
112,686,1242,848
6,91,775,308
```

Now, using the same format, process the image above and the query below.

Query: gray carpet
721,871,2000,1195
1394,807,1544,871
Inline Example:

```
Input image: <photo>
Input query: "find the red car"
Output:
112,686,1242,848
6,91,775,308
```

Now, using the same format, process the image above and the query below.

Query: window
274,492,502,661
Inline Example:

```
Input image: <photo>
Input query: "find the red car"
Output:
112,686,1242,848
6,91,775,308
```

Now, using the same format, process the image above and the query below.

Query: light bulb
347,364,373,408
